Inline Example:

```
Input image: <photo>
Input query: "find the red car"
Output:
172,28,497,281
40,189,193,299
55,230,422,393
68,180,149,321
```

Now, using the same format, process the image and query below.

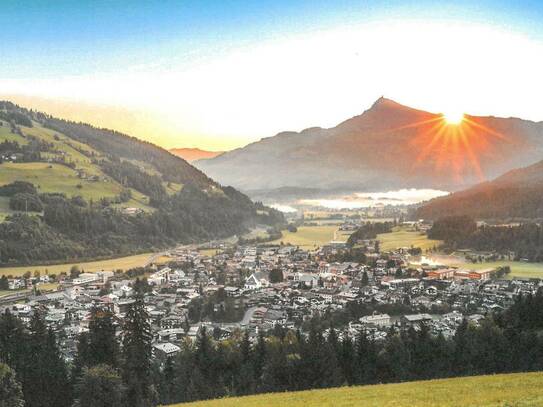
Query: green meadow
377,226,442,252
269,225,352,250
169,372,543,407
0,252,157,278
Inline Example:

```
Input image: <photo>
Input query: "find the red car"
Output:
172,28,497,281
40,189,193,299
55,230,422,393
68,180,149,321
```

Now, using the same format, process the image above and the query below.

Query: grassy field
0,162,122,200
378,227,442,252
0,252,157,278
269,225,352,250
169,372,543,407
475,261,543,279
450,260,543,279
0,122,154,212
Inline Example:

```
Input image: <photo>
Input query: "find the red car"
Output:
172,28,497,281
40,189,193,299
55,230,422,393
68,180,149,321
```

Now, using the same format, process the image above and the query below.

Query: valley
3,3,543,407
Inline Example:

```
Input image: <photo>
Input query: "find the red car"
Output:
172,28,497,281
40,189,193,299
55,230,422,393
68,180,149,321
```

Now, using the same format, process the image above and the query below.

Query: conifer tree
88,307,119,368
0,363,24,407
122,295,156,407
74,364,124,407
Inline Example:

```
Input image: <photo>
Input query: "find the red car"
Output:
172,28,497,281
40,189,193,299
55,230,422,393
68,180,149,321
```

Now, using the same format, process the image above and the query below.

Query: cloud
2,19,542,149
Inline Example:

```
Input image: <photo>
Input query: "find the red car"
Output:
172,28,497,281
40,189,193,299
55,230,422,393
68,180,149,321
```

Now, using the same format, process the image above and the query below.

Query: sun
444,111,465,125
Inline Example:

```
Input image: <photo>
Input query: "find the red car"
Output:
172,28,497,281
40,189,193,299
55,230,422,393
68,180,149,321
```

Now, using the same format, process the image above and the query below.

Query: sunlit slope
169,372,543,407
0,118,154,212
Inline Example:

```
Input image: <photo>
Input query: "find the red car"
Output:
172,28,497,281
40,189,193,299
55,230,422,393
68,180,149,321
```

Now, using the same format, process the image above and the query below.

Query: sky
1,1,543,150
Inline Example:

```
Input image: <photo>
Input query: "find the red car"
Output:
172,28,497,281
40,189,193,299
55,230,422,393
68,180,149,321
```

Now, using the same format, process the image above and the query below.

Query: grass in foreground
169,372,543,407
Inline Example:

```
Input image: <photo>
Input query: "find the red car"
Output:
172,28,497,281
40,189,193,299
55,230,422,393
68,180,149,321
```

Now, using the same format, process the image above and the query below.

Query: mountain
415,159,543,220
169,147,224,162
196,97,543,196
0,101,283,266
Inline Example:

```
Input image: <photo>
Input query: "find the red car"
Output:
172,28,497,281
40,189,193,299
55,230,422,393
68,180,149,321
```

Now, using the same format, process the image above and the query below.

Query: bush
9,193,43,212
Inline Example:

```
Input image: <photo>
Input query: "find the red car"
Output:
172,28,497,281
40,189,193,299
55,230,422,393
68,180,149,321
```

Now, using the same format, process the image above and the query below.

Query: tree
0,275,8,290
361,271,369,287
70,266,81,279
23,310,72,407
122,295,156,407
0,363,24,407
87,307,119,368
269,269,284,284
73,364,124,407
0,310,26,370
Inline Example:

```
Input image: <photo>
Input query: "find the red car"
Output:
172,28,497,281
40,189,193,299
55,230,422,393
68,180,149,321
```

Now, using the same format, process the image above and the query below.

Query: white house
360,313,391,327
244,271,270,290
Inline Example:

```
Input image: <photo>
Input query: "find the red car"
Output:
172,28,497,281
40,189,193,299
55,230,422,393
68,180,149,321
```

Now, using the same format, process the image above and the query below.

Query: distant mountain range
196,98,543,196
415,159,543,220
169,147,224,162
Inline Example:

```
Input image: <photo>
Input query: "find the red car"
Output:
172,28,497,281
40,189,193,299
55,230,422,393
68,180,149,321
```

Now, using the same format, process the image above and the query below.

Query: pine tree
74,364,124,407
0,309,27,371
356,330,378,384
122,295,156,407
339,333,356,385
23,310,72,407
88,307,119,368
236,330,255,395
361,271,369,287
0,363,24,407
72,332,92,383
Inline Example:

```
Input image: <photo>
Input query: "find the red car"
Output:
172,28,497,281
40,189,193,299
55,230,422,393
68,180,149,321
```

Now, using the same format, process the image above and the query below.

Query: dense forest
428,216,543,261
0,102,284,265
415,160,543,220
0,181,283,265
2,288,543,406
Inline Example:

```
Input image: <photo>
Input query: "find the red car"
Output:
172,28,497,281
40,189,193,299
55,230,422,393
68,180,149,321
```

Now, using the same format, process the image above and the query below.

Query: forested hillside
0,101,284,265
415,160,543,220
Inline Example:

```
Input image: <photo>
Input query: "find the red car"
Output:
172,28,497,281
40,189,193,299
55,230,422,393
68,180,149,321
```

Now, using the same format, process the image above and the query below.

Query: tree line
347,221,394,247
3,289,543,406
429,215,543,261
0,182,284,266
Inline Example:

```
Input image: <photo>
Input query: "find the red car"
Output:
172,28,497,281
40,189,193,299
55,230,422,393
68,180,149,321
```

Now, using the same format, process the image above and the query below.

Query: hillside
170,372,543,407
170,147,224,162
415,159,543,220
0,101,283,266
196,97,543,196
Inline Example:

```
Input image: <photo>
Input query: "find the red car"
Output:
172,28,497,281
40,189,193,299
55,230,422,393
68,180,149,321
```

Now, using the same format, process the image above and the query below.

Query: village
0,223,539,364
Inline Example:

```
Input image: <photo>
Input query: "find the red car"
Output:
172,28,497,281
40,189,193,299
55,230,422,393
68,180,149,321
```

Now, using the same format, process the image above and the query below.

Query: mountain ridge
169,147,224,162
0,100,283,266
196,98,543,196
415,158,543,220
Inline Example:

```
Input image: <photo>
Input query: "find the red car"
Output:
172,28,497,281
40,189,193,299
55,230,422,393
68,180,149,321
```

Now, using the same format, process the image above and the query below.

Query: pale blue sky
1,1,543,149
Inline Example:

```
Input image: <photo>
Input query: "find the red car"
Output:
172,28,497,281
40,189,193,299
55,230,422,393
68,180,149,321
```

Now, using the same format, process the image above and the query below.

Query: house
427,269,455,280
292,272,319,288
152,342,181,361
244,271,270,290
401,313,433,327
73,273,99,285
360,313,391,327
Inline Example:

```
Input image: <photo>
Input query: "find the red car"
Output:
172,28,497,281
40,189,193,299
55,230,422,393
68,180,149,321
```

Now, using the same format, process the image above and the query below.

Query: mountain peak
369,96,409,111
